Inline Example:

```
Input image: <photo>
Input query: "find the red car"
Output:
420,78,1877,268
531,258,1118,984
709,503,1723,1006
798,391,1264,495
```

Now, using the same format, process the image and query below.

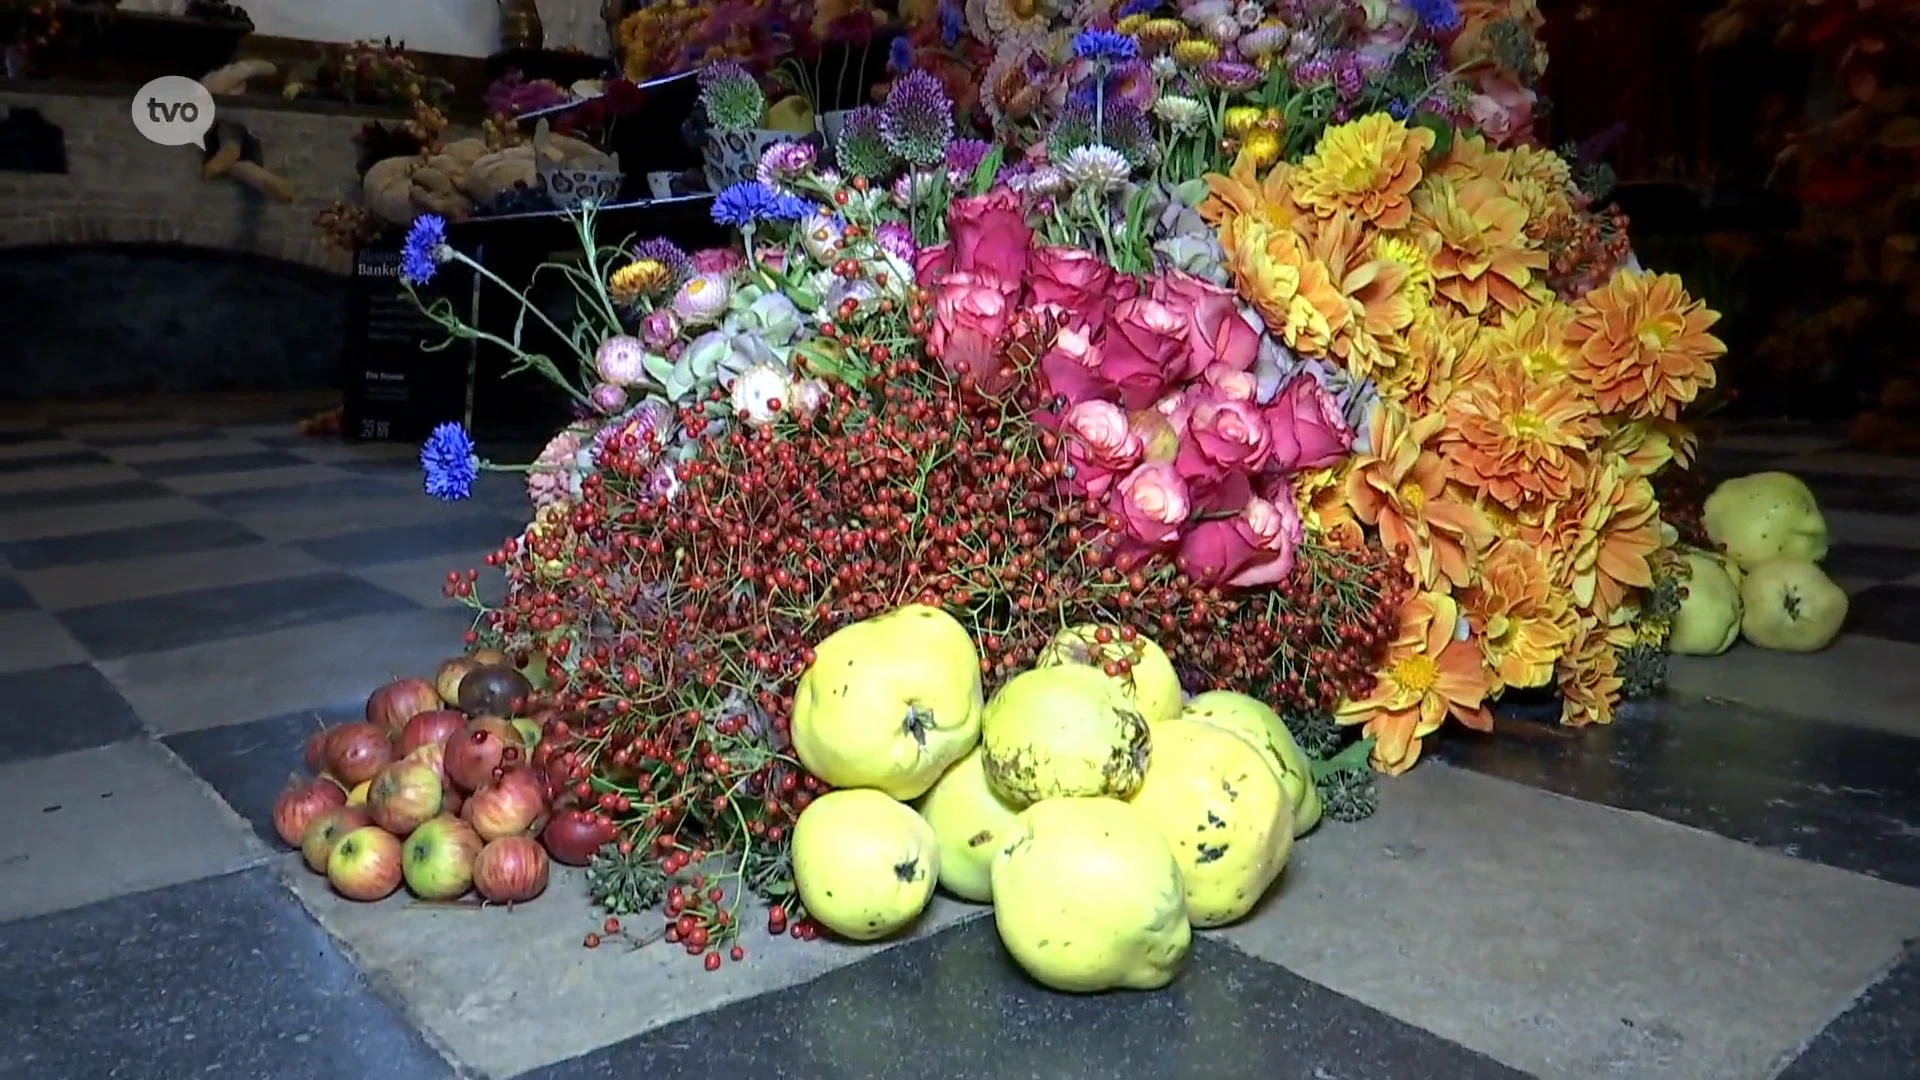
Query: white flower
1150,55,1180,81
1180,0,1234,27
729,364,794,427
1152,95,1207,132
800,211,844,265
1235,1,1262,27
1056,145,1131,193
984,0,1048,38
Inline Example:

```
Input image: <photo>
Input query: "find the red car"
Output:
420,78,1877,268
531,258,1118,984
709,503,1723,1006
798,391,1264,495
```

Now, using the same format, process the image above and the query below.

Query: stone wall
0,84,380,273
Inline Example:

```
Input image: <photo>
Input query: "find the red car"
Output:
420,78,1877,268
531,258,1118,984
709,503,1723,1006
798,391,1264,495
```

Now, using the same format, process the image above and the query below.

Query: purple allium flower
875,221,917,262
879,70,954,168
632,237,693,286
835,104,895,179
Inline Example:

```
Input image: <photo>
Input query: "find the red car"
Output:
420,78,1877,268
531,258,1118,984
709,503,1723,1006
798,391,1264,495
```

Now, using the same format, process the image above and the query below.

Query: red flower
1113,461,1193,548
927,271,1019,395
947,189,1034,284
1176,494,1303,589
1039,322,1110,406
1061,400,1144,500
1264,375,1353,472
1098,296,1190,410
913,242,953,285
1028,246,1116,317
1152,271,1260,378
1175,390,1272,505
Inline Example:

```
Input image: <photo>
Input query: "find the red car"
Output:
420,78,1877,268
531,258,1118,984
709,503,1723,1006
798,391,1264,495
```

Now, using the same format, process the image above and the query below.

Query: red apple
445,720,512,793
402,815,485,900
303,728,332,774
366,677,441,735
433,657,478,707
273,775,347,847
402,742,448,785
327,825,404,901
325,722,393,787
396,709,465,757
367,761,443,837
473,836,549,903
541,810,616,866
301,806,372,874
462,766,549,841
442,787,465,815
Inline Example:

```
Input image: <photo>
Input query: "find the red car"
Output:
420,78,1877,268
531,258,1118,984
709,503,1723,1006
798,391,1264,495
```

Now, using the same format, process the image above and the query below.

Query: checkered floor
2,396,1917,1080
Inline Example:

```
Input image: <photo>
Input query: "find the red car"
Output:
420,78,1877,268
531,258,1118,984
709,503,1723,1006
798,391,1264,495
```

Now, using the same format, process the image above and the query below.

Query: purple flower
632,237,693,286
419,422,477,501
887,36,914,73
944,138,993,178
938,2,962,45
875,221,917,262
399,215,447,285
879,70,953,168
1408,0,1460,32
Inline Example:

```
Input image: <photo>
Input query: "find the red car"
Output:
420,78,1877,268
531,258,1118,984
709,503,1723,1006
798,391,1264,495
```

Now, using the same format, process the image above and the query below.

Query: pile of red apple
273,649,587,906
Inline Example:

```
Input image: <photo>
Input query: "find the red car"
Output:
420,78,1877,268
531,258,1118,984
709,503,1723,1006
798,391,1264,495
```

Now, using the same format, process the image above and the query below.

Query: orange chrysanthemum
1302,213,1419,380
1459,538,1573,692
1557,456,1662,620
1200,154,1307,238
1336,590,1493,774
1291,113,1434,231
1453,300,1580,387
1218,218,1352,357
1566,270,1727,421
1344,403,1495,591
1396,307,1479,414
1604,416,1700,477
1413,175,1550,317
1441,365,1603,512
1556,616,1634,727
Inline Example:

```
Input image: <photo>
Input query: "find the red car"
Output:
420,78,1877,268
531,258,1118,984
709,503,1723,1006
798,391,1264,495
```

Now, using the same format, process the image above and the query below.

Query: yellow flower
1567,270,1727,422
1115,12,1149,33
1396,306,1477,414
1603,416,1698,477
1137,17,1188,49
1344,403,1496,592
1336,591,1494,774
1241,129,1282,169
1219,218,1351,358
1442,363,1602,514
1171,39,1219,66
608,259,669,303
1201,155,1306,237
1291,113,1434,231
1413,174,1549,317
1223,106,1265,137
1556,455,1661,620
1460,538,1574,692
1455,300,1579,386
1436,130,1511,184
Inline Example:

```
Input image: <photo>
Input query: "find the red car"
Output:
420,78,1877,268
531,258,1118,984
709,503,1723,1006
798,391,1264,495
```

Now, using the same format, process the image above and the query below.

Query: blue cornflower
711,182,780,227
399,214,447,285
1071,29,1138,65
1387,98,1413,120
420,422,477,501
767,190,816,221
1407,0,1460,32
937,2,962,46
887,35,913,73
1116,0,1157,16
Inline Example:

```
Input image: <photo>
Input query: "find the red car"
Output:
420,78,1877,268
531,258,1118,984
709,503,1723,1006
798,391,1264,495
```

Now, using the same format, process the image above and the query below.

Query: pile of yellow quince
785,604,1321,993
1672,472,1849,656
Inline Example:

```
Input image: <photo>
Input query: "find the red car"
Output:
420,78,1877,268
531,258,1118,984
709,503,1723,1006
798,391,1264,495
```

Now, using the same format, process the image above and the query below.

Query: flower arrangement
396,0,1724,955
284,38,455,111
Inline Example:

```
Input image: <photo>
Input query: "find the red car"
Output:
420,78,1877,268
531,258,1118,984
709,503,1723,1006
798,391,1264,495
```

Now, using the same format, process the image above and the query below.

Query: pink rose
913,241,953,286
1152,272,1260,376
1099,296,1191,410
1113,461,1192,548
1179,392,1272,476
1039,321,1110,406
1264,375,1354,472
927,270,1019,395
1061,400,1144,500
689,247,743,276
1203,363,1259,402
1176,495,1303,589
753,244,788,272
1028,246,1116,318
1468,71,1538,148
947,188,1034,283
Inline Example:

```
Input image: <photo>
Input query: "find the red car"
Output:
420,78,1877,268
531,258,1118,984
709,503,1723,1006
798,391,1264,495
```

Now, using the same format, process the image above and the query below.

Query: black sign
342,246,472,443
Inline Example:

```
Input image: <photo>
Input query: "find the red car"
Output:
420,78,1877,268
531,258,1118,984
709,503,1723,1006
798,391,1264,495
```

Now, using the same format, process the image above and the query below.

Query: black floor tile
0,868,457,1080
82,427,220,448
0,518,266,571
1777,943,1920,1080
524,918,1526,1080
0,478,174,514
0,664,147,764
56,572,422,660
0,427,61,447
293,515,524,569
0,574,31,611
193,476,417,515
0,448,110,474
1845,584,1920,645
134,450,310,478
166,704,362,846
1435,699,1920,887
1824,544,1920,584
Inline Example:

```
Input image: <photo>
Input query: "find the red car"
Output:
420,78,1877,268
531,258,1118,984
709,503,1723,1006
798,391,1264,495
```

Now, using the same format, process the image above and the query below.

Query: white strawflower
1056,145,1131,194
729,364,795,427
1152,95,1207,132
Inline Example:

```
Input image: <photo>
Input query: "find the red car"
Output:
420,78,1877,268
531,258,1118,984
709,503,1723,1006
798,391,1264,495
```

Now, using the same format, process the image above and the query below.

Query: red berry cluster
1544,199,1635,300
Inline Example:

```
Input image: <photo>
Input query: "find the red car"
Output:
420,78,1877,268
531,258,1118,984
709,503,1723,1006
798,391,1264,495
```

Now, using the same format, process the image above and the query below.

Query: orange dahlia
1305,213,1418,381
1413,175,1550,317
1436,131,1511,185
1201,154,1306,238
1336,590,1494,774
1344,403,1495,591
1556,616,1635,727
1441,364,1603,513
1557,456,1662,620
1603,416,1700,477
1291,113,1434,231
1566,270,1727,421
1218,218,1352,358
1459,538,1573,692
1396,307,1479,414
1453,300,1579,387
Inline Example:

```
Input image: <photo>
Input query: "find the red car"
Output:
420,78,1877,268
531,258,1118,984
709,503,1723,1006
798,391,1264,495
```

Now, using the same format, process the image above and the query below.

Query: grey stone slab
0,663,147,765
165,704,362,847
1823,543,1920,584
1826,510,1920,549
103,437,270,465
0,610,90,673
0,478,174,515
18,542,332,611
194,475,419,515
1778,943,1920,1080
0,517,265,572
98,606,477,735
0,448,110,475
0,496,214,543
0,427,61,447
0,436,86,461
56,571,422,661
527,917,1527,1080
284,863,982,1079
1435,698,1920,887
0,574,29,611
235,491,498,544
1216,764,1920,1080
0,741,265,920
350,553,508,609
83,426,220,448
0,867,458,1080
1847,584,1920,645
1667,636,1920,738
135,450,311,478
161,463,363,497
293,514,523,570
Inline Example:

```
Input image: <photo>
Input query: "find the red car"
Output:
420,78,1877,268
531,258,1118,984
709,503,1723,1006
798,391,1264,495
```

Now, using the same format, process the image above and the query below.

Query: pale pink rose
927,270,1019,395
1204,363,1259,401
1061,400,1144,500
1468,71,1538,147
1176,493,1303,588
1152,271,1259,376
1113,461,1192,548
